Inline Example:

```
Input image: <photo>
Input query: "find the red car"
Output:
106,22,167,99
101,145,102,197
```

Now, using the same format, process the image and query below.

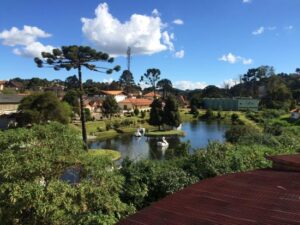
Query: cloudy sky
0,0,299,90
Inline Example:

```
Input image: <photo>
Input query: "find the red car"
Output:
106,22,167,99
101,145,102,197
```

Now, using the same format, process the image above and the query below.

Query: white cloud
102,78,114,83
174,80,207,90
152,9,160,17
219,53,253,65
174,50,184,58
285,25,294,30
173,19,184,25
0,25,54,58
219,53,238,64
221,79,240,88
81,2,176,56
0,25,51,46
242,0,252,3
162,31,174,51
252,26,265,35
12,42,54,58
242,58,253,65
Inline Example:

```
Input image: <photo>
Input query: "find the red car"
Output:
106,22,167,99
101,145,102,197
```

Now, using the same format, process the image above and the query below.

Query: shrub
120,159,197,209
231,113,239,124
264,123,283,136
225,125,258,143
134,108,139,116
113,120,121,129
84,108,92,121
96,127,105,132
165,141,190,160
203,109,214,119
105,121,112,131
141,110,146,118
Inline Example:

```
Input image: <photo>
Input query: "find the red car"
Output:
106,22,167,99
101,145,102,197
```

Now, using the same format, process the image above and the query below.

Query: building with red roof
118,98,153,112
99,90,127,102
144,91,161,100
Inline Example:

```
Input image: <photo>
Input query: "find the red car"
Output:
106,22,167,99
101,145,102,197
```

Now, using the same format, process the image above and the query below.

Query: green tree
63,89,80,115
190,105,198,116
140,68,161,97
27,77,49,90
201,85,224,98
149,98,163,129
157,79,173,99
101,95,119,119
231,113,239,124
84,108,92,121
163,95,182,128
204,109,214,119
119,70,135,93
261,75,292,109
34,46,120,146
134,108,139,116
141,110,146,118
0,123,133,225
18,92,72,125
65,75,79,90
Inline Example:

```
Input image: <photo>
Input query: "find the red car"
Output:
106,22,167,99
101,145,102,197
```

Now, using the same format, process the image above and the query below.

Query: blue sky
0,0,299,89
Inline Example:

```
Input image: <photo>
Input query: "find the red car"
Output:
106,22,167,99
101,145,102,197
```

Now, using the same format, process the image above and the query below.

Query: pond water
89,120,229,161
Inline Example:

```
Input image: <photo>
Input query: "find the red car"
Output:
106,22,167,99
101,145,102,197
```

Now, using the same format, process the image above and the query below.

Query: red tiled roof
144,92,161,97
101,90,125,96
118,154,300,225
0,81,7,85
119,98,152,106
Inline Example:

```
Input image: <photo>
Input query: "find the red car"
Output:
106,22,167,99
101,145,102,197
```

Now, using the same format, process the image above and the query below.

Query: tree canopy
101,96,120,118
0,123,133,225
163,95,182,127
34,45,121,145
149,98,164,128
18,92,72,126
157,79,173,99
140,68,161,96
119,70,135,93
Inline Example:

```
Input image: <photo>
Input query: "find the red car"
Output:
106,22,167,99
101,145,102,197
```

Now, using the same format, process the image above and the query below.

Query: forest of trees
3,65,300,112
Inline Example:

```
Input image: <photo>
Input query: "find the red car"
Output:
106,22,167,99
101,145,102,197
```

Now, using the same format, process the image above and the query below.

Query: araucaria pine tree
34,46,120,147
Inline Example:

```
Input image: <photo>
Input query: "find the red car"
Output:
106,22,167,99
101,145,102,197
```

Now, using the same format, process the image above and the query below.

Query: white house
99,90,127,102
0,94,26,115
291,109,300,120
118,98,152,112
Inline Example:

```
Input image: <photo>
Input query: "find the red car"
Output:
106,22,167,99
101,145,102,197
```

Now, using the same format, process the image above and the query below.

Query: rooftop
0,94,25,104
144,92,161,98
119,98,153,106
100,90,125,96
118,154,300,225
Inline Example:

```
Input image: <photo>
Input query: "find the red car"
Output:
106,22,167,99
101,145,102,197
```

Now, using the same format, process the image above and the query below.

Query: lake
89,120,229,161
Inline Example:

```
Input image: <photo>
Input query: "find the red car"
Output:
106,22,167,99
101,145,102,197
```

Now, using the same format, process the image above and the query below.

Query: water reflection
89,120,228,161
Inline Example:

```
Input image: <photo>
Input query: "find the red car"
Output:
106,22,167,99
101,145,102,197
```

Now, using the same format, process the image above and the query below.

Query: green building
203,98,259,111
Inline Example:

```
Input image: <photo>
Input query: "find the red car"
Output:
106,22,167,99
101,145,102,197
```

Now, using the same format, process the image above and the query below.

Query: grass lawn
235,112,263,131
145,130,185,137
94,129,119,141
86,149,121,161
180,108,198,121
